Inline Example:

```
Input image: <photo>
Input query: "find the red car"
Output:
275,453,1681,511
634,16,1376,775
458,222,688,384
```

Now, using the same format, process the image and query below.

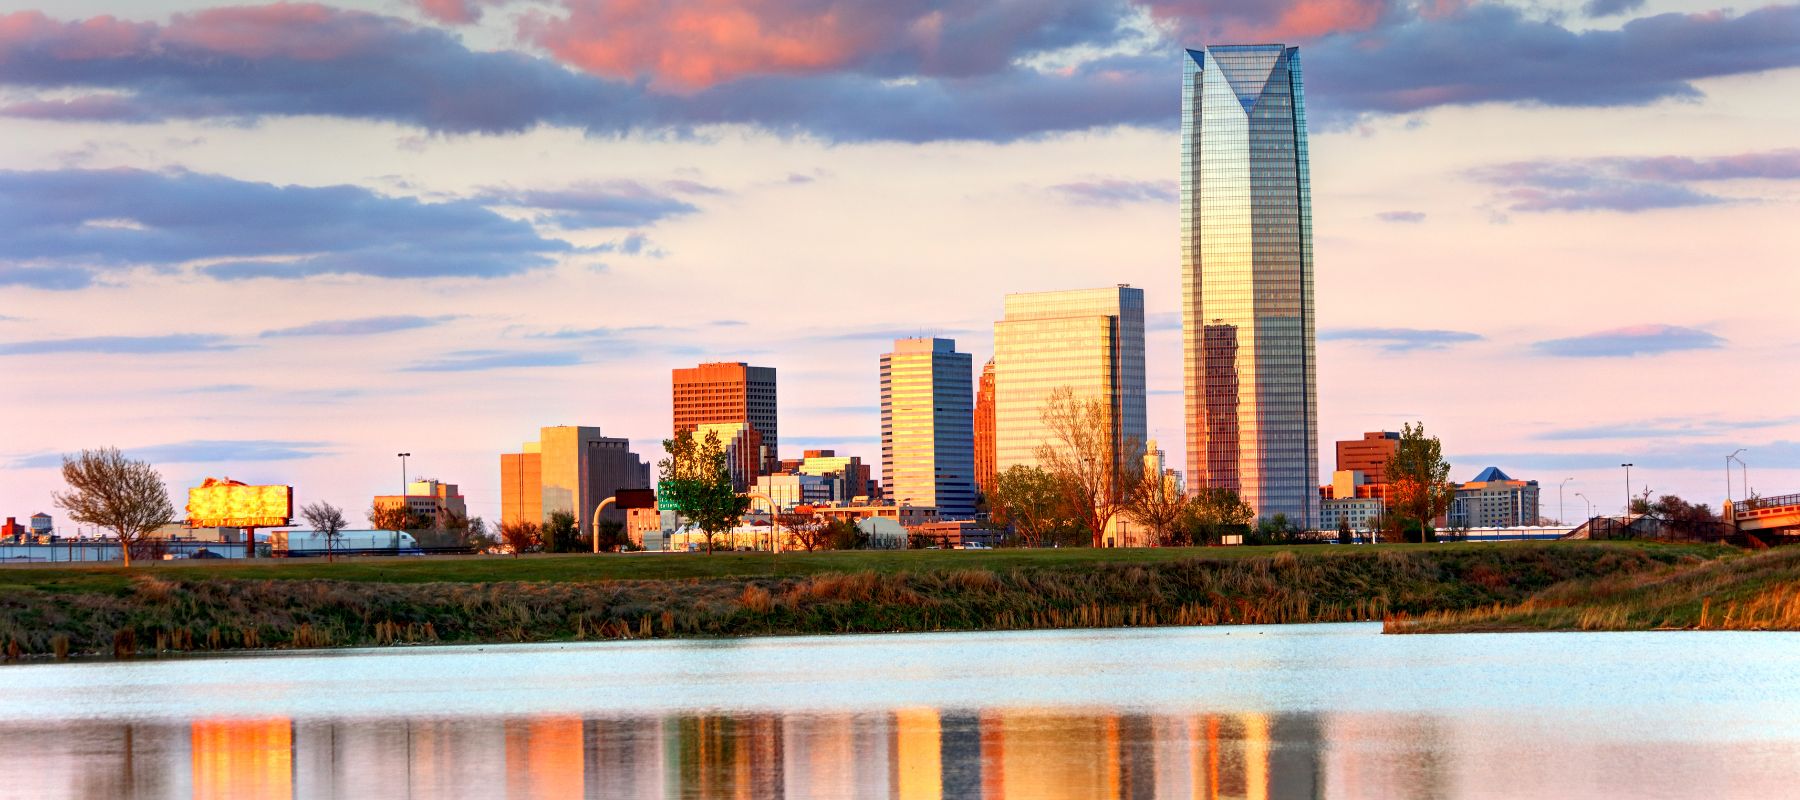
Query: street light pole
1621,463,1634,518
397,452,412,551
1575,492,1592,520
1728,452,1742,504
1559,477,1573,525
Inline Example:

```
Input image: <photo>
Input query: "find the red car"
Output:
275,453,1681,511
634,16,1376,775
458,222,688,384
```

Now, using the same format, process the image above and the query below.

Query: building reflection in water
132,709,1318,799
16,705,1785,798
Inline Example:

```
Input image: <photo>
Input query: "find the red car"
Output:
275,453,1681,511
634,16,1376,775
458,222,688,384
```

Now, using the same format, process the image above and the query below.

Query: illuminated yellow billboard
186,478,293,528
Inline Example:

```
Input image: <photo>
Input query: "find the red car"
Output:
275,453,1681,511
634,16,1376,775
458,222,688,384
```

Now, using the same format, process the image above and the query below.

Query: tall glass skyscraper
1181,45,1319,527
881,338,977,519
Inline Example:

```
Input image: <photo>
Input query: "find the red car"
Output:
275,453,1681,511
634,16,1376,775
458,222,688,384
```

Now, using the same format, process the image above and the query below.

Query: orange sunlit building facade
673,362,779,476
973,358,996,498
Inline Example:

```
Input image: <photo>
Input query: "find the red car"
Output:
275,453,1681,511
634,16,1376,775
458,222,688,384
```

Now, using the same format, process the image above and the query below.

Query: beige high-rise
992,286,1146,471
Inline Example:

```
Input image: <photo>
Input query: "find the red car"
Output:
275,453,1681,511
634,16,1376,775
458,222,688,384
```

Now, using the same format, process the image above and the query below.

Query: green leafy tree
53,447,177,567
659,428,751,554
989,465,1071,548
1383,421,1454,543
464,516,499,553
542,510,581,552
1337,517,1354,545
1180,488,1255,545
824,518,868,550
593,519,631,552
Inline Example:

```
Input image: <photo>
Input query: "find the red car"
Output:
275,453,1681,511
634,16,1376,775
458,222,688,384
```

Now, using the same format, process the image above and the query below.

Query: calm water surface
0,623,1796,799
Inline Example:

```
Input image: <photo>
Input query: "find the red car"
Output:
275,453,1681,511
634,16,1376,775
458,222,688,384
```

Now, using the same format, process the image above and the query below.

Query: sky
1,0,1797,532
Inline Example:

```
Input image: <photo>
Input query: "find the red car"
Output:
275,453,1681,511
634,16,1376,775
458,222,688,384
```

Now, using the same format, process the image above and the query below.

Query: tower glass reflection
1181,44,1319,527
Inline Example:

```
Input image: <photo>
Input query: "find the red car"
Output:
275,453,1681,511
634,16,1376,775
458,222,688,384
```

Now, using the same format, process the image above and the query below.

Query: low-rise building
372,479,469,529
1322,497,1384,533
1449,467,1541,529
910,520,1003,549
754,472,838,510
811,502,940,528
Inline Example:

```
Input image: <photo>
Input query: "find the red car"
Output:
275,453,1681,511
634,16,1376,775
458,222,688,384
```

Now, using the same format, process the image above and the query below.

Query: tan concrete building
499,426,650,535
372,479,468,528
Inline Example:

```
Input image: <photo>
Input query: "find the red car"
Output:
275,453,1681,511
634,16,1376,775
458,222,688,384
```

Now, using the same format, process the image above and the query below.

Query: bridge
1728,493,1800,535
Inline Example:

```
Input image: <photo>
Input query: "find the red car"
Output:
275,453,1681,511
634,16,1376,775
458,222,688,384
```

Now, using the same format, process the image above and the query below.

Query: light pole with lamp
1575,492,1592,521
1558,477,1573,526
1730,451,1749,504
1621,463,1634,518
396,452,412,551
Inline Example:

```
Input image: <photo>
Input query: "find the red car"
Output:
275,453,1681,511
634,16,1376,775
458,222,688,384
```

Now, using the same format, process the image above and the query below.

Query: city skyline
2,0,1798,521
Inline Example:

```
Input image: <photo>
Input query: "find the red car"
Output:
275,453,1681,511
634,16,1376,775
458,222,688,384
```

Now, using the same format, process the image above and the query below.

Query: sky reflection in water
1,623,1797,798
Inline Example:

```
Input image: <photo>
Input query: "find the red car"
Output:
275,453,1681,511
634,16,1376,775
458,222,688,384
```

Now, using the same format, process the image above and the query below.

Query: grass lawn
0,540,1725,595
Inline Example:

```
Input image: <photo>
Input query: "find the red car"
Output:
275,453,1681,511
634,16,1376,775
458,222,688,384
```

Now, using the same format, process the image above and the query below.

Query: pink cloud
518,0,1126,91
523,1,879,90
1145,0,1395,42
0,12,151,59
158,4,397,61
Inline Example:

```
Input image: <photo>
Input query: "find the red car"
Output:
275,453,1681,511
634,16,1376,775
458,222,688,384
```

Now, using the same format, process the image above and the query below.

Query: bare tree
1126,469,1189,546
778,510,829,551
53,447,176,567
300,501,348,562
498,520,541,557
1035,387,1142,547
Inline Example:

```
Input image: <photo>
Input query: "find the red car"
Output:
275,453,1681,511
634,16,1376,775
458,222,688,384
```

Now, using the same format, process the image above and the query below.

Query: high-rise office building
672,362,778,475
993,286,1147,471
1181,44,1319,527
500,426,651,535
880,338,977,519
973,358,997,497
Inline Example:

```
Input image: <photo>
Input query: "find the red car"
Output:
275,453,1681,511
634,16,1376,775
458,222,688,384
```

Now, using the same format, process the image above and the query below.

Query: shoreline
0,542,1783,661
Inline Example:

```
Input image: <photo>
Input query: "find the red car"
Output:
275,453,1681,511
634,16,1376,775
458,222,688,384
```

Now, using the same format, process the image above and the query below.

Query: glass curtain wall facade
993,287,1147,472
880,338,977,519
1181,44,1319,527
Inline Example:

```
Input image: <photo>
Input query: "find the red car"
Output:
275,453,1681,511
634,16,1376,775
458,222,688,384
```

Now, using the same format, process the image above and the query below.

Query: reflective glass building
993,287,1147,473
1181,45,1319,526
880,338,977,519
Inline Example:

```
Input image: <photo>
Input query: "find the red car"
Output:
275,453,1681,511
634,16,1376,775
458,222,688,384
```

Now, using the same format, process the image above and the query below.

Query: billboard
186,478,293,528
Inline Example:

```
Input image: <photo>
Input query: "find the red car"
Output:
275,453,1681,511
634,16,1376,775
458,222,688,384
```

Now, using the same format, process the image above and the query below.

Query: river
0,623,1795,798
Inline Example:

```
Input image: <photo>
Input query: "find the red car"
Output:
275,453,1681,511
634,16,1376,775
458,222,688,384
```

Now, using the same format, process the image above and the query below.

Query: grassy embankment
0,541,1745,660
1387,544,1800,633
